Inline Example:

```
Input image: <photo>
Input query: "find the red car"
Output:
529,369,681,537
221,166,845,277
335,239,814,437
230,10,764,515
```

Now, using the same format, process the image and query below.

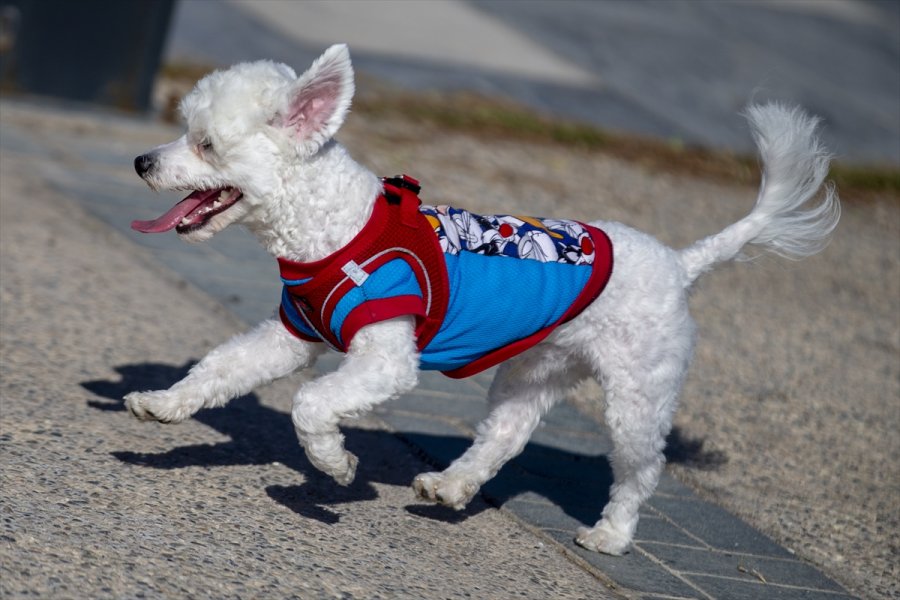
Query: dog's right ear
279,44,354,154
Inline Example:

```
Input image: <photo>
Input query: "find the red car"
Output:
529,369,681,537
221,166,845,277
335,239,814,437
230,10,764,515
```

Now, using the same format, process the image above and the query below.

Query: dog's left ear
280,44,355,153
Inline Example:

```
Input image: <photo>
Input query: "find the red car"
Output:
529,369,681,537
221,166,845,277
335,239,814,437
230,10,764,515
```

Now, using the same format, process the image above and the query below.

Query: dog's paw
412,471,479,510
330,451,358,486
124,390,190,424
301,442,358,486
575,521,632,555
299,432,359,486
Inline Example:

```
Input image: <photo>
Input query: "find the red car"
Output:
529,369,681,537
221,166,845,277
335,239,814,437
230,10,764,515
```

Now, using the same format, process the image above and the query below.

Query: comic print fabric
420,205,598,266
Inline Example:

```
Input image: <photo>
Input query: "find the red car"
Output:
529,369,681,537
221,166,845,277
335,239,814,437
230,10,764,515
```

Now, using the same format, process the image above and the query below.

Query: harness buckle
382,174,421,195
382,174,423,228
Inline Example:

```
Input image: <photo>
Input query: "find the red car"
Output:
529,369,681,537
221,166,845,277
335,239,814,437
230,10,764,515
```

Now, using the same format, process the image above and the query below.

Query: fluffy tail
678,103,840,284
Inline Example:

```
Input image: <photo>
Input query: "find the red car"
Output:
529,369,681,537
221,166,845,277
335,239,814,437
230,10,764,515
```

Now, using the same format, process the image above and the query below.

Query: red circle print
581,236,594,255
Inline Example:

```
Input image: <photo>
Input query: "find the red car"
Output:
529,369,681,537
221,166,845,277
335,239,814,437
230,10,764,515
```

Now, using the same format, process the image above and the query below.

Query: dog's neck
245,141,383,263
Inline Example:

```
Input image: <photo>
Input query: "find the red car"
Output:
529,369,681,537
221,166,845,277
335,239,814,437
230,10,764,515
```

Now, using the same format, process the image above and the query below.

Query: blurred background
1,0,898,166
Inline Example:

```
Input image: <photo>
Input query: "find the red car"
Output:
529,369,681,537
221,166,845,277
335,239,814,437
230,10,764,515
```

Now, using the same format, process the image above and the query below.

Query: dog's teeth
180,217,191,225
213,200,222,209
218,190,230,201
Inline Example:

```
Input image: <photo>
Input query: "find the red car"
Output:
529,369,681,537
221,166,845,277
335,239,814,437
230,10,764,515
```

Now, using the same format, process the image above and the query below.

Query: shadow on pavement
82,361,719,530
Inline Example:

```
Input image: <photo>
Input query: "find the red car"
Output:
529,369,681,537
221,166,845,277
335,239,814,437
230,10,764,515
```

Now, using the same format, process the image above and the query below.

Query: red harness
278,176,450,351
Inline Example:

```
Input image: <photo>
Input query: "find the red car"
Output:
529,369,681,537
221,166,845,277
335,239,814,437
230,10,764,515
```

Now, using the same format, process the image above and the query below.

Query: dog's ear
280,44,354,153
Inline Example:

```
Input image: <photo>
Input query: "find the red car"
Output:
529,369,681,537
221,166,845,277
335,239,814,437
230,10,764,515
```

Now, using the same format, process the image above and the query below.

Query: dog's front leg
125,318,322,423
291,317,419,485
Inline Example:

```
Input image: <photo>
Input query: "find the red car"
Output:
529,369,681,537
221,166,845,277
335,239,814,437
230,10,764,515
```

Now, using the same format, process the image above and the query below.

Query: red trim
340,295,426,349
319,277,357,343
559,224,613,324
441,327,557,379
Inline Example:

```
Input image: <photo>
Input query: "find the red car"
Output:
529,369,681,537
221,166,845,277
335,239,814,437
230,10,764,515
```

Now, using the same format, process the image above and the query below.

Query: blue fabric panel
330,258,423,345
280,286,320,339
419,252,590,371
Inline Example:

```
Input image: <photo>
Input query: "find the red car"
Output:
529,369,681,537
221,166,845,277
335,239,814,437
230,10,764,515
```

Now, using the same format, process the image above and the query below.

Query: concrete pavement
0,95,864,598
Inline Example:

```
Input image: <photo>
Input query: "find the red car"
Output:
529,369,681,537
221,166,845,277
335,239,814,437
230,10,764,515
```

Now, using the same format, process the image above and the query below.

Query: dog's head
132,44,354,242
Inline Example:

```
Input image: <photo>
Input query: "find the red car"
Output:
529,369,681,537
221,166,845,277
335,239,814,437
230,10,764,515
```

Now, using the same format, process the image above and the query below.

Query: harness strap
278,177,449,352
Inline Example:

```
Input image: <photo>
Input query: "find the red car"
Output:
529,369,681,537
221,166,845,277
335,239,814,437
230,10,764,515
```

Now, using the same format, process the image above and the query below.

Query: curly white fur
125,44,839,556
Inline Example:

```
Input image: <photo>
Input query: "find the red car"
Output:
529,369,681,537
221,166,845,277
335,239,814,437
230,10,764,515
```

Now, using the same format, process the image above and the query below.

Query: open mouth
131,187,243,234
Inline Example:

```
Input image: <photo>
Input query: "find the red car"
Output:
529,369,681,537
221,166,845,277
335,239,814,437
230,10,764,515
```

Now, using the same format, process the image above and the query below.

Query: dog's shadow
83,361,722,529
84,361,412,524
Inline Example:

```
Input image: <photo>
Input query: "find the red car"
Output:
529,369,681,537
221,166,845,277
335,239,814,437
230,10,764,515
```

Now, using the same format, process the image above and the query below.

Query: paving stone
541,401,603,433
383,413,472,469
684,575,858,600
642,543,846,593
381,411,468,437
648,495,795,559
483,470,606,526
503,497,585,532
406,370,490,399
389,391,487,425
399,384,486,402
510,437,612,481
633,516,708,548
315,352,342,372
466,369,495,393
528,423,613,456
652,474,696,498
542,528,703,598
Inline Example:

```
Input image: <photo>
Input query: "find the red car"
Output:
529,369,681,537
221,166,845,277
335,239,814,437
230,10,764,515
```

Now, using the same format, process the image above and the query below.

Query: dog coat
278,176,613,378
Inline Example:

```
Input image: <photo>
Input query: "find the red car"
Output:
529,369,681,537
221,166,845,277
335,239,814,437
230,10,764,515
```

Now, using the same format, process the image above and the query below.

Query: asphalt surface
166,0,900,165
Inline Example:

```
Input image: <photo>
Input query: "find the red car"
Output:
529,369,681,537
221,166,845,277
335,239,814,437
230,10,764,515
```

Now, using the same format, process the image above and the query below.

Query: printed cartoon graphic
420,206,595,265
519,230,559,262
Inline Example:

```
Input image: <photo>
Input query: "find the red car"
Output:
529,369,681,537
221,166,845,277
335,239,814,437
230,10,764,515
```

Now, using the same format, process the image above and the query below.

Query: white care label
341,260,369,286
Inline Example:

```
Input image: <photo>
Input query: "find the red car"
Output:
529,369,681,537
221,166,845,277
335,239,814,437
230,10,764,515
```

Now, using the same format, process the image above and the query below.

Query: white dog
125,45,839,555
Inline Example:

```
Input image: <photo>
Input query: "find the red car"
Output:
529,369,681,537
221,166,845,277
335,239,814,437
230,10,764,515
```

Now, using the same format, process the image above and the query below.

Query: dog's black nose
134,153,155,177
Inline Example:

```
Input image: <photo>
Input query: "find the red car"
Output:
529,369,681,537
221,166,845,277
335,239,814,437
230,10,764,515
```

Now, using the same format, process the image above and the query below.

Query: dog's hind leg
575,333,691,555
413,345,586,509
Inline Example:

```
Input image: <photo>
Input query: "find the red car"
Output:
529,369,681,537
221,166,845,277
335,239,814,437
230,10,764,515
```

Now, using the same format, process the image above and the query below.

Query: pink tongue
131,191,210,233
